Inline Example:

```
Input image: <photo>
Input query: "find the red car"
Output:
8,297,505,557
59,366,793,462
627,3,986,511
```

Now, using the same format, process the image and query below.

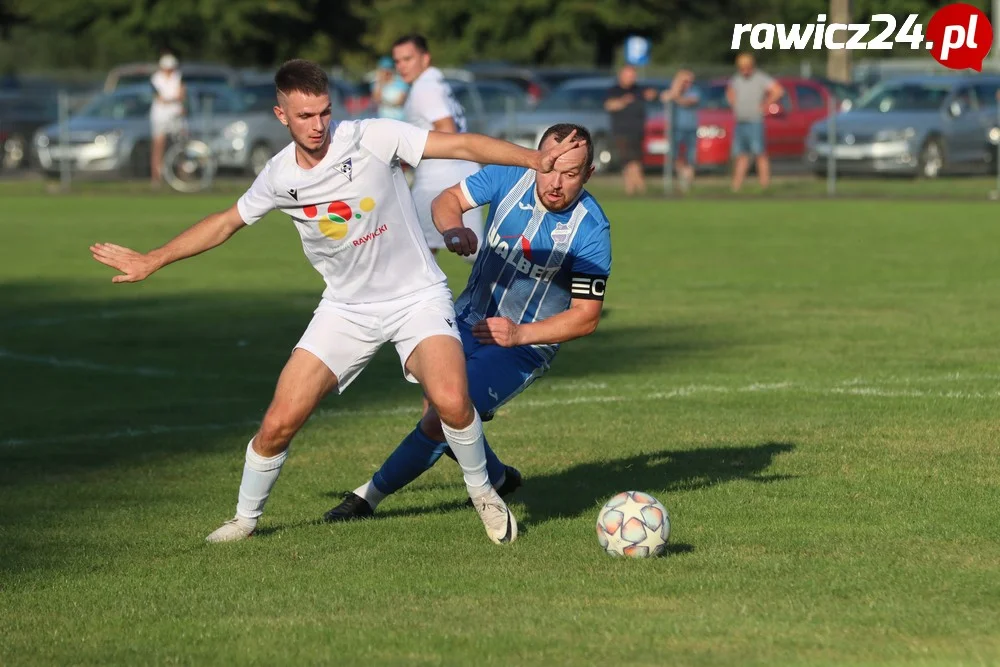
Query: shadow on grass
337,441,796,528
0,281,731,488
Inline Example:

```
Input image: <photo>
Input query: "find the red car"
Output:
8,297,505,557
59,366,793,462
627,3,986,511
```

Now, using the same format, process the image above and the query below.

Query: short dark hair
274,59,329,98
392,34,430,53
539,123,594,168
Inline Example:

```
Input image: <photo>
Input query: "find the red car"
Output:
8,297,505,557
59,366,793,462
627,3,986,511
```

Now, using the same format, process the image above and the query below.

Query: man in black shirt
604,65,657,195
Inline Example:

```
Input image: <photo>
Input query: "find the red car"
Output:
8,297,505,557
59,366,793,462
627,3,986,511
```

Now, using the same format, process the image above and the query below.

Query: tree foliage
0,0,989,74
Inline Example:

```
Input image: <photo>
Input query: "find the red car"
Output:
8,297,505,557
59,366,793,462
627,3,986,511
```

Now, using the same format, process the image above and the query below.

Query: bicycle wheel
162,138,217,193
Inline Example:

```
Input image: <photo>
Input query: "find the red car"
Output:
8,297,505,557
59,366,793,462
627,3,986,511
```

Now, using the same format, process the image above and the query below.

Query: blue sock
372,424,508,495
372,424,450,494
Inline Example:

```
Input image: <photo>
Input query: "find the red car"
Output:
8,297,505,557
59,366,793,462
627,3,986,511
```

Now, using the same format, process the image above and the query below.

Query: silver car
805,74,1000,178
34,83,246,177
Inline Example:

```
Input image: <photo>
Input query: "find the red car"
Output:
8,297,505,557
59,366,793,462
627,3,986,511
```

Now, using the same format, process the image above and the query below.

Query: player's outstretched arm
90,204,246,283
431,183,479,257
423,129,582,174
473,299,603,348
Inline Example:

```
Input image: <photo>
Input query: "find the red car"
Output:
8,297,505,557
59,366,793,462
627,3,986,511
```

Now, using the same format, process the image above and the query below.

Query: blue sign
625,35,651,66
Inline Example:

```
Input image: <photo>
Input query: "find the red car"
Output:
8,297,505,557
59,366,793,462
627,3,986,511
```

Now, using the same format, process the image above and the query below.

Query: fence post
662,99,673,195
826,93,837,197
995,99,1000,198
58,90,71,193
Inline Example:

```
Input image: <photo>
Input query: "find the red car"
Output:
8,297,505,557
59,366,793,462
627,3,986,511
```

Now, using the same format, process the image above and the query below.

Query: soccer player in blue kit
325,123,612,521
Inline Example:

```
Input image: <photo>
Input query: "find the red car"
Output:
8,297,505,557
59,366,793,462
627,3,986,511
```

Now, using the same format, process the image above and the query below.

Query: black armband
570,273,608,300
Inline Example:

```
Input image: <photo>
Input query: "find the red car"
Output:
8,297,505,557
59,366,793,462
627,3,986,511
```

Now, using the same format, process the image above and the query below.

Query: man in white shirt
392,34,483,262
90,59,581,547
149,52,186,187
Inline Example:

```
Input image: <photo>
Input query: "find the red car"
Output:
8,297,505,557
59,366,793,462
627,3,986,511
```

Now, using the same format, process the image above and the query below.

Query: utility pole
827,0,851,82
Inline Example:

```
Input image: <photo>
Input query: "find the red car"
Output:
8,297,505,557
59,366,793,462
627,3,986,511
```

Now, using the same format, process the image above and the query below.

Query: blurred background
2,0,1000,194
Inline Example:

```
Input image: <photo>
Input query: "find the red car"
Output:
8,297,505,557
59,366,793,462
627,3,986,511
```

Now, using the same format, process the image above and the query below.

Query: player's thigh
392,289,469,410
294,303,383,396
264,347,339,426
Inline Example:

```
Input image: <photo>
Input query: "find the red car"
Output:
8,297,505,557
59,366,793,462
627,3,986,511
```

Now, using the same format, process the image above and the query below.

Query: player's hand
90,243,159,283
472,317,522,347
442,227,478,257
536,128,584,173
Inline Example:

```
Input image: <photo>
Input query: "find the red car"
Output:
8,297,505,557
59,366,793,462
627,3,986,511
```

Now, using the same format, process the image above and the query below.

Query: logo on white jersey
334,158,353,182
288,188,298,201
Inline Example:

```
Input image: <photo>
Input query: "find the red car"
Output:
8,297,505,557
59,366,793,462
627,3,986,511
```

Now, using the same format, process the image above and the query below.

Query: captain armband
570,273,608,300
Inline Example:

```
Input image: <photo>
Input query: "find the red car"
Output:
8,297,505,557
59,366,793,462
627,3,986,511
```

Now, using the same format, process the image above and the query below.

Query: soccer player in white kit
392,34,483,262
89,59,582,546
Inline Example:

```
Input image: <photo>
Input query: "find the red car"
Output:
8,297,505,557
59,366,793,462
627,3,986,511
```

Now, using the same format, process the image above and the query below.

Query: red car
644,76,835,170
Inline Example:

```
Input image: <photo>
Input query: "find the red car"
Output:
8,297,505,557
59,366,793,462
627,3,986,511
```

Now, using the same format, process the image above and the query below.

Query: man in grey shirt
726,53,784,192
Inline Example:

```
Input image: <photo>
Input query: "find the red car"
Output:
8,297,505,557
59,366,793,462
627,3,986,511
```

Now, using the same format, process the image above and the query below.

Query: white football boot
470,487,518,544
205,516,255,543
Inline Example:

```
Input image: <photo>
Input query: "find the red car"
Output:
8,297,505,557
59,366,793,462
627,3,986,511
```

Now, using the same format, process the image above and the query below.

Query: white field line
4,379,997,448
0,348,273,382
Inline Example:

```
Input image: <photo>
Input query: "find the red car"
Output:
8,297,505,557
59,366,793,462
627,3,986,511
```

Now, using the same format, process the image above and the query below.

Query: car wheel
593,134,613,173
249,142,273,175
917,138,945,179
2,133,27,169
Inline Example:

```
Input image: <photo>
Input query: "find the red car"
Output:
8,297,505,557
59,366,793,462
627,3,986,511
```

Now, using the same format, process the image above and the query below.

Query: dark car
0,92,60,169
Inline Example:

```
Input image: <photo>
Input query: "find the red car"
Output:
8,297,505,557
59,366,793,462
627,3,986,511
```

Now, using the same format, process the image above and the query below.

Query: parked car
1,92,59,169
33,83,245,177
104,62,241,92
447,78,532,138
493,76,672,172
805,74,1000,178
462,64,551,107
644,76,836,171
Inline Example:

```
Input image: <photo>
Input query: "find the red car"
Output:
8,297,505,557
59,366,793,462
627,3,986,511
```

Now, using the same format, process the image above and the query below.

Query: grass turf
2,191,1000,665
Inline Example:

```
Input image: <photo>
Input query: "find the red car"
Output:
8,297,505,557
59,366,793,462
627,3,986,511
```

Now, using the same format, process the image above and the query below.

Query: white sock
235,439,288,529
353,480,386,509
440,412,491,497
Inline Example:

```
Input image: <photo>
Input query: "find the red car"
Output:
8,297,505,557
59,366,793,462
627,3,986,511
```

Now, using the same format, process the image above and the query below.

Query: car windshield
536,86,609,112
76,90,153,119
853,82,952,111
239,83,278,112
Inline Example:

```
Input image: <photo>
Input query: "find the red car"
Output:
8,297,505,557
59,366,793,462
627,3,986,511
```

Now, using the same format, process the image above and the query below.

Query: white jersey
236,119,448,305
150,70,184,119
403,67,479,187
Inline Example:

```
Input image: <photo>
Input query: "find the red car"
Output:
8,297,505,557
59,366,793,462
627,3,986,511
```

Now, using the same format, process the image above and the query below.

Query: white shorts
294,283,461,394
411,171,484,253
151,110,185,138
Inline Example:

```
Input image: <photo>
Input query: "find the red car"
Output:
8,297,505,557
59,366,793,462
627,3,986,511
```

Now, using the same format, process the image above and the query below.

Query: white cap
159,54,179,70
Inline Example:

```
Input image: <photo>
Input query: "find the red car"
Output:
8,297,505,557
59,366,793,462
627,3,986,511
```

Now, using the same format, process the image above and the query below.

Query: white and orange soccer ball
596,491,670,558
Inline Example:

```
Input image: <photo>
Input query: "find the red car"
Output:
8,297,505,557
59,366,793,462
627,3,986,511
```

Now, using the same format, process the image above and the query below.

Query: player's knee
256,408,302,454
430,387,473,429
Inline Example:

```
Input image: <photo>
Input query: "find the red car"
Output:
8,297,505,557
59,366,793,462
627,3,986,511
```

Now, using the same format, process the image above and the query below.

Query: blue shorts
671,128,698,164
459,321,548,421
732,121,766,157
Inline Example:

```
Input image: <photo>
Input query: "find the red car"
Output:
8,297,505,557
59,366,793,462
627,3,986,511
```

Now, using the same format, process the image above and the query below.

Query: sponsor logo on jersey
487,228,559,282
301,197,377,241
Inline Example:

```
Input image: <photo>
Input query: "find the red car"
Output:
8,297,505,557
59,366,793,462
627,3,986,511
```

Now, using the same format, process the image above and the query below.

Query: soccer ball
596,491,670,558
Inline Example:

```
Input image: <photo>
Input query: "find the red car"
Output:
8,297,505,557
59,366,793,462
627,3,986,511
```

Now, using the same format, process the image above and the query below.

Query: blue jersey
454,165,612,363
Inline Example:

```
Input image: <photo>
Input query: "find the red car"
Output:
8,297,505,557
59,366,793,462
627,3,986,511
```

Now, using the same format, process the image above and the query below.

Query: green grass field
3,188,1000,666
